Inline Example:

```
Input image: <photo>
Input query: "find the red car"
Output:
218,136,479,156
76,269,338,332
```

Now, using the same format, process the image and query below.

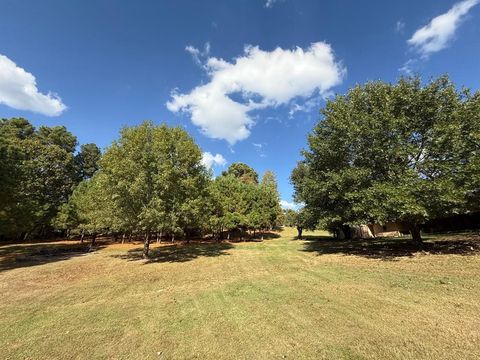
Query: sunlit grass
0,228,479,359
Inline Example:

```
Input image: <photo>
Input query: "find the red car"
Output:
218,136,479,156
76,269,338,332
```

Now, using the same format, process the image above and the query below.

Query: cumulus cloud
407,0,479,58
0,54,66,116
201,152,227,170
280,200,300,210
167,42,345,144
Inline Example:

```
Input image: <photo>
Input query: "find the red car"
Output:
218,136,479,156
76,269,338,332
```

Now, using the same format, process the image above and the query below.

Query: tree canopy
292,76,480,242
222,162,259,184
53,121,281,257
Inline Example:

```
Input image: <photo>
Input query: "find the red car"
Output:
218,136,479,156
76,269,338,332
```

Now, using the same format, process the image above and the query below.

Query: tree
222,162,258,184
282,208,316,239
99,121,209,257
0,118,79,240
208,174,252,239
75,143,101,179
260,171,282,229
292,76,479,243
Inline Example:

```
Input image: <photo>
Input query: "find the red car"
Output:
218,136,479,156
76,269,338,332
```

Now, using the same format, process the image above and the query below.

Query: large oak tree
292,76,480,243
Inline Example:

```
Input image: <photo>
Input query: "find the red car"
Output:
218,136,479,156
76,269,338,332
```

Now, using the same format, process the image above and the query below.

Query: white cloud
407,0,479,58
289,96,322,117
0,54,66,116
395,20,405,34
185,42,211,66
167,42,345,144
265,0,278,8
280,200,300,210
201,152,227,169
399,58,418,75
253,142,267,158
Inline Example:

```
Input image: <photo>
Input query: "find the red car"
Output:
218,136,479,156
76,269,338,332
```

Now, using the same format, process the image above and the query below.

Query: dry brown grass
0,228,479,359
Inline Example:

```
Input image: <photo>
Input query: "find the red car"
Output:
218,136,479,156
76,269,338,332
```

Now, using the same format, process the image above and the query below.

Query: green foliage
222,162,259,184
1,119,281,244
292,76,480,240
97,121,210,239
0,118,79,239
75,143,101,179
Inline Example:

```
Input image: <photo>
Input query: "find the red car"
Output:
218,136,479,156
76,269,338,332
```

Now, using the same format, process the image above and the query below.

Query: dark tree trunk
297,227,303,239
88,234,96,252
143,232,150,258
410,225,423,245
342,225,352,240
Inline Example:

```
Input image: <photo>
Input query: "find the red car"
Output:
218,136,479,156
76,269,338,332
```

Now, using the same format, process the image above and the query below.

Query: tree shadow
0,241,105,272
112,241,234,264
301,233,480,261
228,231,281,243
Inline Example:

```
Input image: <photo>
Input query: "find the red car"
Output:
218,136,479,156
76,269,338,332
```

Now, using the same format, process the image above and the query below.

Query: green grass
1,228,479,359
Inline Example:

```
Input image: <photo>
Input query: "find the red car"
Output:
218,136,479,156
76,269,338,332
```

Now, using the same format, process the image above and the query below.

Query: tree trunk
88,234,96,252
171,233,175,243
297,227,303,239
80,229,85,244
122,233,126,244
128,233,132,243
227,232,230,240
410,225,422,245
143,232,150,258
342,225,352,240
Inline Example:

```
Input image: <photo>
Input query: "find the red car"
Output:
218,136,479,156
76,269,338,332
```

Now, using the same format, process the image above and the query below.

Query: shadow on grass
301,234,480,261
0,242,104,272
228,231,281,243
112,242,234,264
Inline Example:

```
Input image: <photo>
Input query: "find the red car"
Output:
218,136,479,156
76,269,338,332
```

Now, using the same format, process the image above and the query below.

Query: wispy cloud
395,20,405,34
185,42,211,67
253,142,267,158
0,54,66,116
400,0,478,74
407,0,479,58
265,0,278,8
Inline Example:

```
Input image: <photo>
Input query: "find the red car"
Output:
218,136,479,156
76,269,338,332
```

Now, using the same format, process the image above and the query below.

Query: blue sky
1,0,479,208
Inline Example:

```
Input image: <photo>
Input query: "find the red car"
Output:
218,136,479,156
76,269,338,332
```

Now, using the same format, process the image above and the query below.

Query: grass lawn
1,228,479,359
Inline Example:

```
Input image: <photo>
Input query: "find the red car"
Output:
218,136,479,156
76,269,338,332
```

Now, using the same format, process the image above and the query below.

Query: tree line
0,119,282,257
0,118,101,240
291,76,480,243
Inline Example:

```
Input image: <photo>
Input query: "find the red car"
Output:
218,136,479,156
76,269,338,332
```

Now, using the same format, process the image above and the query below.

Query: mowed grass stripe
0,228,479,359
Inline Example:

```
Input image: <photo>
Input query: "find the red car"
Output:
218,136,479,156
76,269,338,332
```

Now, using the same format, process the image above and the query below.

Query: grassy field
1,228,479,359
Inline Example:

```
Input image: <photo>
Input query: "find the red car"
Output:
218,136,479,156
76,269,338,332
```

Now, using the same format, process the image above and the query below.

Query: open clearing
1,228,479,359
